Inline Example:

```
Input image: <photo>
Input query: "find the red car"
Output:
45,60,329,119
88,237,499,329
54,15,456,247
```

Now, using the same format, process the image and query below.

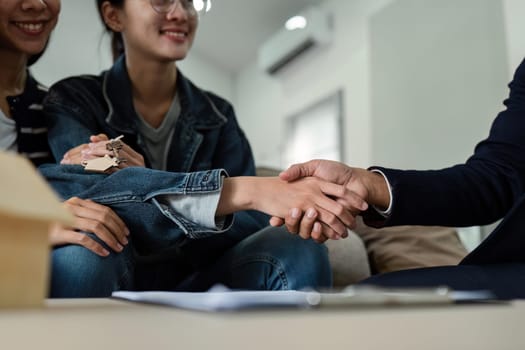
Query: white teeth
164,31,186,38
15,22,44,32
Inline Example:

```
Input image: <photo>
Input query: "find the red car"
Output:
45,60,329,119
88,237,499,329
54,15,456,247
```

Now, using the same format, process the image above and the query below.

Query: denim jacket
44,55,255,177
40,164,229,249
43,56,268,249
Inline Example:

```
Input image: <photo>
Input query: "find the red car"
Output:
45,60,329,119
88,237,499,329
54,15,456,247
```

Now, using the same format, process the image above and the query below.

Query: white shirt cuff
370,169,393,217
162,176,228,230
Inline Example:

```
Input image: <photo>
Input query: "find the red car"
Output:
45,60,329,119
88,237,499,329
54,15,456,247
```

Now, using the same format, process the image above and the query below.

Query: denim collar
102,55,227,134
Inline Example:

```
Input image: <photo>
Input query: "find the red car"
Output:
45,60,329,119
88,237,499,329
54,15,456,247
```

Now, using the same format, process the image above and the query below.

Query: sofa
327,219,468,287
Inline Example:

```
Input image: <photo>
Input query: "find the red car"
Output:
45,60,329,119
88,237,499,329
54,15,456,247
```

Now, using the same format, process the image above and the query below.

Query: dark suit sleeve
364,59,525,228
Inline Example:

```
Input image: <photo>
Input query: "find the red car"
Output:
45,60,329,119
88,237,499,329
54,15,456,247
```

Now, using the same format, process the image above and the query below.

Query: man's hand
280,159,356,188
49,197,130,256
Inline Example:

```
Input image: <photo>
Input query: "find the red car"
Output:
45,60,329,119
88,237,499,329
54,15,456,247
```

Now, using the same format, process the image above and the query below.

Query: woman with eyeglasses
41,0,364,294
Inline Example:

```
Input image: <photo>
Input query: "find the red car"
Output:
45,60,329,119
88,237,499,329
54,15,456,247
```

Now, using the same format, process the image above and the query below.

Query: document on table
111,285,496,312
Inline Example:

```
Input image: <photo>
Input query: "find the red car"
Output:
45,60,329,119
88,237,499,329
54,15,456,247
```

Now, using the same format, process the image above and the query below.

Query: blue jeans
136,226,331,292
40,165,332,296
51,227,331,297
50,234,135,298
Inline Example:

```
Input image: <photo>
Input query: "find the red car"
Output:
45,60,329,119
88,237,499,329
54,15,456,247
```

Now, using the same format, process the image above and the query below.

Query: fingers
61,143,89,164
282,208,339,242
311,222,329,244
307,182,367,231
81,140,145,168
61,134,109,165
67,210,124,253
269,216,285,227
284,208,302,234
81,141,110,158
49,224,110,257
90,133,109,142
63,197,129,253
270,212,327,242
319,181,368,212
279,160,320,182
307,196,354,234
298,208,318,240
73,198,129,240
117,144,145,168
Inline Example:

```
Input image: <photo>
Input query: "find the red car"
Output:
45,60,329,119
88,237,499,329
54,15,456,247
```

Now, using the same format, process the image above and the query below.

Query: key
82,135,126,173
106,135,124,158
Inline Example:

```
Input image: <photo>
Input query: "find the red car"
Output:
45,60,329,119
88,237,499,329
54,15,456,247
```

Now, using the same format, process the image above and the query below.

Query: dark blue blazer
366,59,525,265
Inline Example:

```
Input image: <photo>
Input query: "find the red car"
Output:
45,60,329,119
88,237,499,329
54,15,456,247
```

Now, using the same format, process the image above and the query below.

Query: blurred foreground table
0,298,524,349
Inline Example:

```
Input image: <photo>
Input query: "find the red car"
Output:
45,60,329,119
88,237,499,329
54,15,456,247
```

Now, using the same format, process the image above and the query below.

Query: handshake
60,134,391,245
265,159,391,243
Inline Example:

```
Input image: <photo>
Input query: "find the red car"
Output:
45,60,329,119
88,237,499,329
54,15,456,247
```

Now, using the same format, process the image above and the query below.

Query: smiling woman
0,0,59,57
0,0,141,299
39,0,336,296
0,0,59,162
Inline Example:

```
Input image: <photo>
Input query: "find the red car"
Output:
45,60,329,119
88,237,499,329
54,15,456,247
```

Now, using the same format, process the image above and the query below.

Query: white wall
30,0,234,102
178,53,235,103
502,0,525,76
236,0,394,168
234,0,512,171
31,0,112,86
369,0,508,169
30,0,523,173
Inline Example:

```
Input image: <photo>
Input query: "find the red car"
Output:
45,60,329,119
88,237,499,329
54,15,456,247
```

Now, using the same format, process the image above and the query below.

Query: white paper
113,287,313,311
112,285,495,311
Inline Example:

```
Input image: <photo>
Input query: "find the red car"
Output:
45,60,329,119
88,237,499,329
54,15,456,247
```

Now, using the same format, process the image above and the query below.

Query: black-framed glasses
150,0,210,15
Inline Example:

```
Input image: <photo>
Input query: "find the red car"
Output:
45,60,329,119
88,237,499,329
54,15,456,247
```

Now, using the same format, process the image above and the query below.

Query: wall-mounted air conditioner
258,7,333,75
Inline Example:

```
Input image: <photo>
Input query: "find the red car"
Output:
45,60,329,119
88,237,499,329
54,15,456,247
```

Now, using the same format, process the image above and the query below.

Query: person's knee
279,235,332,289
50,244,133,298
235,226,332,290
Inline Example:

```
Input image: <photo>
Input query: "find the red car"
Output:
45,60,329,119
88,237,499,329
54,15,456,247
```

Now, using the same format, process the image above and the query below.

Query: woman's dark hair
96,0,125,62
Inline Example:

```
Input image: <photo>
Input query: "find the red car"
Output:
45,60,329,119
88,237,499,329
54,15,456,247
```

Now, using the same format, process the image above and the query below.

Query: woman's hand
219,176,366,243
258,177,365,242
60,134,109,165
61,134,145,169
269,160,387,242
49,197,130,256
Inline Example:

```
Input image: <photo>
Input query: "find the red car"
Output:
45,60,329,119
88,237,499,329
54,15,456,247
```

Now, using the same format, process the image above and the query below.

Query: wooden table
0,298,523,349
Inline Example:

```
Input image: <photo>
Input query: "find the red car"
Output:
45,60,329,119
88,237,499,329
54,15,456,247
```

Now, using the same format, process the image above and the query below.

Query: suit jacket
366,58,525,265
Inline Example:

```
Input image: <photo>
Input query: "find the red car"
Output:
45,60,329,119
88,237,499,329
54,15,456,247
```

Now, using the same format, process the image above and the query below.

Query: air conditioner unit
258,7,333,75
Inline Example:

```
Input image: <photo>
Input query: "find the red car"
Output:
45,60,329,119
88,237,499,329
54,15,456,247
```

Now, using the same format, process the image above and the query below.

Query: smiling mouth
161,30,188,39
14,21,46,34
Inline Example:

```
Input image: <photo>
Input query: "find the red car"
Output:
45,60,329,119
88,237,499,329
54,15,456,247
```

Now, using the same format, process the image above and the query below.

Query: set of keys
82,135,127,173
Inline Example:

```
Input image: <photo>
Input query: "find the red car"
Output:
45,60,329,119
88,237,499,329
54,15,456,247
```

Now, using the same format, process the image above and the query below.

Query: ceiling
192,0,325,73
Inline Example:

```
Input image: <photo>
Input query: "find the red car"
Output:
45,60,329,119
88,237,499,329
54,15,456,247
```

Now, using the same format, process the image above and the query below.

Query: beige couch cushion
325,231,371,287
353,218,468,274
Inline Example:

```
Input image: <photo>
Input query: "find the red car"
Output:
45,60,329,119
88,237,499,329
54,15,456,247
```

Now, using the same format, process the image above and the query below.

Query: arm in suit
277,60,525,236
371,59,525,228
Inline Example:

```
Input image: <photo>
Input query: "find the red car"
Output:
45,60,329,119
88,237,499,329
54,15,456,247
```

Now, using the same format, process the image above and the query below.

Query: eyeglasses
150,0,211,15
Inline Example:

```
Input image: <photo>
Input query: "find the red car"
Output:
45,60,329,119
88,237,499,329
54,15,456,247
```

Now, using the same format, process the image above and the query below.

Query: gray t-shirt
0,110,17,152
136,94,226,229
136,94,181,170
